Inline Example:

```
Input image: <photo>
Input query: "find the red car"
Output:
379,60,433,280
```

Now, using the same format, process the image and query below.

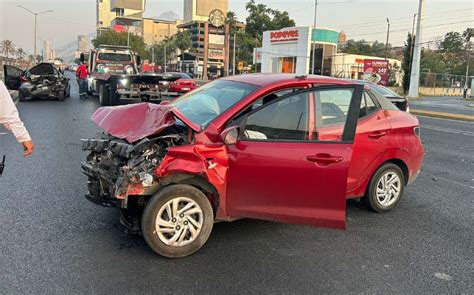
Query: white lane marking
422,125,474,137
434,273,453,281
434,176,474,189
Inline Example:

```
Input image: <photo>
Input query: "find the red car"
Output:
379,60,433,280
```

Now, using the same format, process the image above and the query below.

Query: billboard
208,49,224,60
363,59,389,86
209,34,225,45
253,48,262,64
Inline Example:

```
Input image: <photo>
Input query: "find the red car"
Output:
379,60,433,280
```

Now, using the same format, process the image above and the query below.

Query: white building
260,26,339,75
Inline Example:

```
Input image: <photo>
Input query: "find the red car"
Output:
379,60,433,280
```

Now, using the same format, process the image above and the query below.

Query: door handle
368,131,388,139
306,153,343,164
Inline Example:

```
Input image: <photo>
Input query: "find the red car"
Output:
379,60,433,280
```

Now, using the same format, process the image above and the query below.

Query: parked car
3,63,71,101
81,74,424,258
163,72,197,94
355,80,409,112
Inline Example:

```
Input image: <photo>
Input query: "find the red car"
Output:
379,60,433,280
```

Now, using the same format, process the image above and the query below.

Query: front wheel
365,163,405,213
141,184,214,258
98,84,110,106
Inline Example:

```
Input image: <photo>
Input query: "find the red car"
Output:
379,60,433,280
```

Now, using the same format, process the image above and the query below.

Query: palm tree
1,40,16,65
226,11,238,32
16,48,26,61
173,31,192,54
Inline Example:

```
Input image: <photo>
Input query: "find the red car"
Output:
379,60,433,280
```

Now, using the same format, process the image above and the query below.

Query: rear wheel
365,163,405,212
99,84,110,106
141,184,214,258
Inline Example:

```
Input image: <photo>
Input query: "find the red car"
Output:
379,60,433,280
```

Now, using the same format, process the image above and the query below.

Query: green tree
1,40,16,65
173,31,192,54
16,48,26,60
244,0,295,45
402,33,414,93
342,39,392,58
226,11,238,33
92,30,148,58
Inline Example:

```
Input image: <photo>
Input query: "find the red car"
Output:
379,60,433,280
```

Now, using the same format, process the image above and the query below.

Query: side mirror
80,53,85,63
136,55,142,66
220,126,239,145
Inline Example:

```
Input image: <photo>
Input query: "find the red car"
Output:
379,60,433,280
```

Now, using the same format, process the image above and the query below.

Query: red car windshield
170,80,258,127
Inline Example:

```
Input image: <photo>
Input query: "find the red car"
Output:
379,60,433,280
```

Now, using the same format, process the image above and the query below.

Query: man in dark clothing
76,62,89,98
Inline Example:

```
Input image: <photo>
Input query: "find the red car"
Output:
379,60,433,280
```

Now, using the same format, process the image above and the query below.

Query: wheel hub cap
376,172,401,207
155,197,203,247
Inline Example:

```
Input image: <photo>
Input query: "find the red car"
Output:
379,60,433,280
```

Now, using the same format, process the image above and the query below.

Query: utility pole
407,0,425,98
311,0,318,75
151,46,155,64
17,6,53,64
164,44,167,73
232,33,236,76
463,38,471,99
385,18,390,60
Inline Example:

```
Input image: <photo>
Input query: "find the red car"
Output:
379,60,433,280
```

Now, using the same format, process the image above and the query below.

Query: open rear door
226,84,363,229
3,65,23,90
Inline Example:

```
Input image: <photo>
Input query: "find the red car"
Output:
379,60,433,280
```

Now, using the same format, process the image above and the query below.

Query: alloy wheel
155,197,203,247
375,171,402,207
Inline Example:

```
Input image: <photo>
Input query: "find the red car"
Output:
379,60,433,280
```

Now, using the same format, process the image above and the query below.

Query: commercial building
43,41,56,62
142,18,183,45
184,0,228,22
259,26,402,85
96,0,145,36
96,0,115,35
260,26,339,75
110,0,145,36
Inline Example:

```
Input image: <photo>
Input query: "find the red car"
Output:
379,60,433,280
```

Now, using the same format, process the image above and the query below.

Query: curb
410,109,474,122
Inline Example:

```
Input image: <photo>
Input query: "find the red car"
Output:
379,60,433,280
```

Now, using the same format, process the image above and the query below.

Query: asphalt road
0,79,473,294
410,96,474,116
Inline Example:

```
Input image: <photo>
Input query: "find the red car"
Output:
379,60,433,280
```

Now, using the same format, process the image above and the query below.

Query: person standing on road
0,80,35,157
76,61,89,98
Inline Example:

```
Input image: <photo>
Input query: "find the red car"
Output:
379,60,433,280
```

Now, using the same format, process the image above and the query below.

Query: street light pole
17,6,53,63
311,0,318,75
385,18,390,60
233,33,236,75
408,0,425,98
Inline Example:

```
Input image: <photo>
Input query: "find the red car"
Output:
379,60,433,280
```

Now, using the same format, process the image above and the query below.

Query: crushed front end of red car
81,103,195,230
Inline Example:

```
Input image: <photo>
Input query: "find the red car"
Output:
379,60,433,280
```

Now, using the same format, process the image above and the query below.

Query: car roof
222,73,358,87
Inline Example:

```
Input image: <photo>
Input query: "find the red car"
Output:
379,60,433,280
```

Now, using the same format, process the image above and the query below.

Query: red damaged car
81,74,424,258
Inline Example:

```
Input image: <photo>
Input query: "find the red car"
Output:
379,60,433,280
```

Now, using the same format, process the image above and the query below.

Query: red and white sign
363,59,389,86
208,49,224,60
270,30,299,43
253,48,262,64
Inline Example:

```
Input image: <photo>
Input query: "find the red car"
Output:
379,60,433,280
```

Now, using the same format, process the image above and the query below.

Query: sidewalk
409,96,474,122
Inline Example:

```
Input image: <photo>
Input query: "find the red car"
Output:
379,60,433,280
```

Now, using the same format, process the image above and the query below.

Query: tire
99,84,110,106
18,91,26,102
364,163,405,213
108,84,118,106
141,184,214,258
57,90,65,101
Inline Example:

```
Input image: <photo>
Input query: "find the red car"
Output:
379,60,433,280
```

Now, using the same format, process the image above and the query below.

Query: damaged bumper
80,134,185,207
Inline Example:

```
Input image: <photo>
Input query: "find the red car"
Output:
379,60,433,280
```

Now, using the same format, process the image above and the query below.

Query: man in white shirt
0,80,35,156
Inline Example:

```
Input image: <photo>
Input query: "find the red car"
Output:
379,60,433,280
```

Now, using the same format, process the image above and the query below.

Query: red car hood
91,103,200,143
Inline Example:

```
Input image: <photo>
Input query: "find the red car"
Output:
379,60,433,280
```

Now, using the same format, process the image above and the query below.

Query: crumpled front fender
154,144,229,218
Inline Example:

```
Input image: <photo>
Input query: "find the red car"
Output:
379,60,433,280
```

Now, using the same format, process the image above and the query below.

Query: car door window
360,91,379,118
243,93,309,141
313,88,354,141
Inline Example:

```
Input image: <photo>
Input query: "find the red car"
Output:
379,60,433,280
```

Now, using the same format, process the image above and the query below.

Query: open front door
3,65,23,90
225,84,363,229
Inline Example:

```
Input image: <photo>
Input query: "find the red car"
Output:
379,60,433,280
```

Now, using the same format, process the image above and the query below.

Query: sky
0,0,472,56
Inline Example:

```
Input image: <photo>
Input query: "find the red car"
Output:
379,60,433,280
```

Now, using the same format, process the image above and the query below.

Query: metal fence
419,72,472,96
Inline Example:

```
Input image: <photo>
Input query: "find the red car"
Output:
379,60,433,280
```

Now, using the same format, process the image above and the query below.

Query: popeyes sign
270,29,300,43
